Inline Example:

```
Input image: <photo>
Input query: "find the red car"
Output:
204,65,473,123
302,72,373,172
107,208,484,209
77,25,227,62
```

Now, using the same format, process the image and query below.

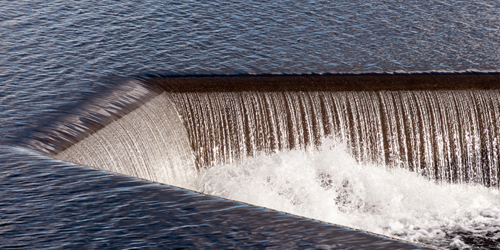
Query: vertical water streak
167,89,500,187
487,91,500,186
55,93,197,185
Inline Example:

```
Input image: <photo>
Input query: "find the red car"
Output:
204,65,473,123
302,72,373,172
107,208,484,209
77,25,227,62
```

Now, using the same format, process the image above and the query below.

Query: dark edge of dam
144,72,500,92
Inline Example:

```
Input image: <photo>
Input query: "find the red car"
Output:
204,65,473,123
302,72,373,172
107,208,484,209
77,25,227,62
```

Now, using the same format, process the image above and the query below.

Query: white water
185,137,500,249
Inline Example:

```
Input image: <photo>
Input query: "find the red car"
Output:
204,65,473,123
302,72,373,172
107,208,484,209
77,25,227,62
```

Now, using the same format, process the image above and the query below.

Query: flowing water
197,138,500,249
17,75,500,249
2,0,500,249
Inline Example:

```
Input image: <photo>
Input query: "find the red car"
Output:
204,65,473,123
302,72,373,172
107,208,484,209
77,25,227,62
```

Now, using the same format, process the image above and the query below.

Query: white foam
185,137,500,249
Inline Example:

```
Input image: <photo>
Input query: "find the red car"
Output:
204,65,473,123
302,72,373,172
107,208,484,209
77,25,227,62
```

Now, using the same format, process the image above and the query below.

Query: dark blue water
1,0,499,249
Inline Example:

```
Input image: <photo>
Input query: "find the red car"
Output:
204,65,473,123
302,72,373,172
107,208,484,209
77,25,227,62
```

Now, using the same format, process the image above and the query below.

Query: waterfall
165,89,500,186
55,93,197,186
18,73,500,187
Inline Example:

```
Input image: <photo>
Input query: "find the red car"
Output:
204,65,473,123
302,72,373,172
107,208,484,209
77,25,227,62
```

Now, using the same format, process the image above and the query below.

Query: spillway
15,73,500,248
20,73,500,188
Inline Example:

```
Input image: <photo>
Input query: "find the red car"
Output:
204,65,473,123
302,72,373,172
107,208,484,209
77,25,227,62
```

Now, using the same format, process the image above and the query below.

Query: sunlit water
192,137,500,249
2,0,500,249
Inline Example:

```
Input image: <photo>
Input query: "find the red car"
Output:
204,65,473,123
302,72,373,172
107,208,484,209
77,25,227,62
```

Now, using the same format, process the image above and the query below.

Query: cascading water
18,73,500,249
167,89,500,187
55,93,197,186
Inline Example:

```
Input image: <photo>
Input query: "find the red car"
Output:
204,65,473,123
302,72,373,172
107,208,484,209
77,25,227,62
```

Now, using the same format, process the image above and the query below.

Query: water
196,138,500,249
22,74,500,249
33,75,500,187
168,87,500,187
7,145,424,249
2,0,500,249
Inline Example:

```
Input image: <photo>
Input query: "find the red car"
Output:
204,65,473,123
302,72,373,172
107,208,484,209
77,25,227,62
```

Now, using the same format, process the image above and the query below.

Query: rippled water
1,0,499,248
2,0,499,134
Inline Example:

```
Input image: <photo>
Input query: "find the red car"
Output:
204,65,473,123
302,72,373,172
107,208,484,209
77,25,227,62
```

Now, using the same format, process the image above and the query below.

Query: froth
186,137,500,249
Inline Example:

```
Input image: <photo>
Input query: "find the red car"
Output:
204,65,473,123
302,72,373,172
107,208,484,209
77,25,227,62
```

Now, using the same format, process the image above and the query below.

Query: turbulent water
195,138,500,249
2,0,500,249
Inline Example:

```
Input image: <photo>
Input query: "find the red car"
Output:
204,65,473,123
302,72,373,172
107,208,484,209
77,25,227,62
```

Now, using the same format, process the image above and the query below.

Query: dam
16,73,500,249
22,73,500,187
3,0,500,247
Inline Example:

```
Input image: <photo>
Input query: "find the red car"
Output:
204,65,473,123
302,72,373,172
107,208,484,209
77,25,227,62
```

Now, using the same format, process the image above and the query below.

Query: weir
20,73,500,187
